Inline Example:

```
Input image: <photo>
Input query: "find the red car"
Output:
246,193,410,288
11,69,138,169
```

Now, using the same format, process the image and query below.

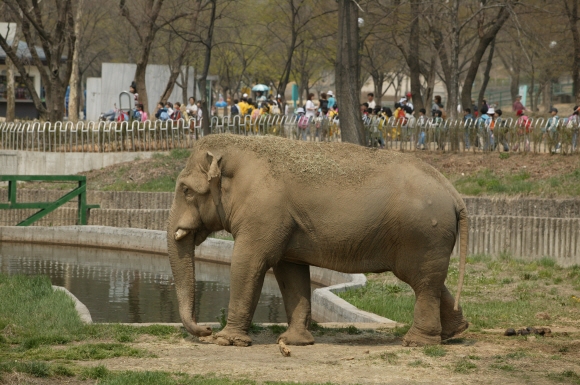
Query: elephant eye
182,185,190,196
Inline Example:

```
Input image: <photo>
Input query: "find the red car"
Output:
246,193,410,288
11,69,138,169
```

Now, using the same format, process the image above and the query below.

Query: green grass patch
20,343,151,361
454,358,477,373
340,256,580,330
0,360,76,378
547,370,580,384
423,345,446,357
0,274,85,347
379,351,398,363
452,167,580,197
337,281,414,325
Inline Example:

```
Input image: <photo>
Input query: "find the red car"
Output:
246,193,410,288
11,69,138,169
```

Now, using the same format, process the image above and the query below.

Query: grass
454,358,477,373
101,149,191,192
339,255,580,330
423,345,447,357
0,274,85,347
452,167,580,196
0,274,187,350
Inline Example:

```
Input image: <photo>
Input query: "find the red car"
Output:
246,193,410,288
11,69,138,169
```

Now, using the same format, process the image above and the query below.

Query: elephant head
167,150,224,337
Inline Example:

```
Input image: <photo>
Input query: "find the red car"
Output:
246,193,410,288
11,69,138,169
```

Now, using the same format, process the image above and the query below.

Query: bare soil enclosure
3,328,579,385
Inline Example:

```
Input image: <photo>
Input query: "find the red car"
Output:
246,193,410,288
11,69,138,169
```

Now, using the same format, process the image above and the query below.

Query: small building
0,23,45,119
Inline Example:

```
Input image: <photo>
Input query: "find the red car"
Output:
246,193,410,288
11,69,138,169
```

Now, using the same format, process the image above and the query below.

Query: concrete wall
2,192,580,265
0,226,397,325
0,150,157,175
87,63,196,120
8,191,580,217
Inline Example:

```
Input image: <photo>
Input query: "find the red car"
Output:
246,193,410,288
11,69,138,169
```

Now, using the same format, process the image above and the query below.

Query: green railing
0,175,99,226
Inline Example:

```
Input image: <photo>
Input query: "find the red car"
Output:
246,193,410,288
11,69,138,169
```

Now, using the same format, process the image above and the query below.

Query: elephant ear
205,151,222,206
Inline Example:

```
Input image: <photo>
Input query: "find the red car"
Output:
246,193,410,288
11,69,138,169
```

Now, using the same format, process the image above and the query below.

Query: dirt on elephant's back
192,134,433,185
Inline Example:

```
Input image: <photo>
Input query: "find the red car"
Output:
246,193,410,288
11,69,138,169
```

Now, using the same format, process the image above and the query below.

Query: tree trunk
477,38,495,113
69,0,83,122
159,42,191,105
5,35,19,122
564,0,580,104
447,0,461,150
424,55,437,112
542,80,552,111
181,66,190,106
408,2,424,111
460,5,510,111
200,0,217,136
373,73,384,106
510,66,520,102
336,0,364,145
135,42,151,113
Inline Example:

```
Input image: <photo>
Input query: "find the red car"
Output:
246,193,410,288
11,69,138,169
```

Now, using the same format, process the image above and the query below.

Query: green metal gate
0,175,100,226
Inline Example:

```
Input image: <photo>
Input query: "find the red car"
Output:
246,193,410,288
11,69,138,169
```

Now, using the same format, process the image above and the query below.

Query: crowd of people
99,82,577,152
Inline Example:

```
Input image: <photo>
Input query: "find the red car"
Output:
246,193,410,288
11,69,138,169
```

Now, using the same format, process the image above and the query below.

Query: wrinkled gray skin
167,135,468,347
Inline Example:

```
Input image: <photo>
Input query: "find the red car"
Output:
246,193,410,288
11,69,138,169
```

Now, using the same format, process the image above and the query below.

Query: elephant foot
201,328,252,347
402,326,441,347
441,319,469,341
277,328,315,346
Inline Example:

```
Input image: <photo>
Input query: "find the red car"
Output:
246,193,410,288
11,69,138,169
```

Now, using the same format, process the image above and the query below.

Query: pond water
0,242,286,324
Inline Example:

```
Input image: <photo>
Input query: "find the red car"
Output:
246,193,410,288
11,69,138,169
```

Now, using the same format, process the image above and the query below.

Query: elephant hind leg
401,290,443,347
273,260,315,346
440,285,469,341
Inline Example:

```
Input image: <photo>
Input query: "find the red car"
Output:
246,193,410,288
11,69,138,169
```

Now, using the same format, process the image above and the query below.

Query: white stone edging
0,226,396,326
52,285,93,324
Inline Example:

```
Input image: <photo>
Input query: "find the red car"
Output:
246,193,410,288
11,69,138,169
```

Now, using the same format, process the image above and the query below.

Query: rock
526,327,538,334
535,312,551,320
504,328,516,336
517,329,530,336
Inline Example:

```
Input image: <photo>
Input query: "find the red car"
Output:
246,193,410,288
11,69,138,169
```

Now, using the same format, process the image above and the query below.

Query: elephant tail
454,204,468,311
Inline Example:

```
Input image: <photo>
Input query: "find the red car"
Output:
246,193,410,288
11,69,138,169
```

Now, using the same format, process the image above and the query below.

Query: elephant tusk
174,229,190,241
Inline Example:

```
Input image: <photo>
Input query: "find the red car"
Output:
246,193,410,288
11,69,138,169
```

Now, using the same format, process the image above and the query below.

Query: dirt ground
3,330,580,385
3,327,574,385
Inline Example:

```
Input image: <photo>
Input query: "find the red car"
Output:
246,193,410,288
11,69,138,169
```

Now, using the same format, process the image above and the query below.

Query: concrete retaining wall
0,150,158,175
452,216,580,266
3,209,579,264
6,190,580,217
0,226,396,325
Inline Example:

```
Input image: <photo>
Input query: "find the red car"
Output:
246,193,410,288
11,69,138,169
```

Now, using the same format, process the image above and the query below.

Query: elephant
167,134,468,347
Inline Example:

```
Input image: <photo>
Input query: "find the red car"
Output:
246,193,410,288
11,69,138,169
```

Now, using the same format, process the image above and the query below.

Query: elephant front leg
214,252,270,347
273,261,315,346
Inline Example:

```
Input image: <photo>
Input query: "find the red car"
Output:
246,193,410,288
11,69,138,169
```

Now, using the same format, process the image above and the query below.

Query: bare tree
564,0,580,104
118,0,191,113
460,2,513,111
3,23,19,122
336,0,364,145
69,0,84,122
0,0,76,121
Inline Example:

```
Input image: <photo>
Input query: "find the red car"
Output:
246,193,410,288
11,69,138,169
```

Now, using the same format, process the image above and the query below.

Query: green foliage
267,325,288,335
453,167,580,197
217,308,227,330
547,371,580,384
423,345,447,357
21,343,150,361
379,351,398,364
337,281,414,324
80,365,111,380
0,274,84,348
454,358,477,373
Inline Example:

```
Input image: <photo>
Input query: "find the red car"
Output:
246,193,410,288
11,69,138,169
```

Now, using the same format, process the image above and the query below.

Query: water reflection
0,242,286,323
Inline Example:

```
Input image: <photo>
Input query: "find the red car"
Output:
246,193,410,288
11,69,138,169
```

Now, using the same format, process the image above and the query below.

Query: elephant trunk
167,216,212,337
